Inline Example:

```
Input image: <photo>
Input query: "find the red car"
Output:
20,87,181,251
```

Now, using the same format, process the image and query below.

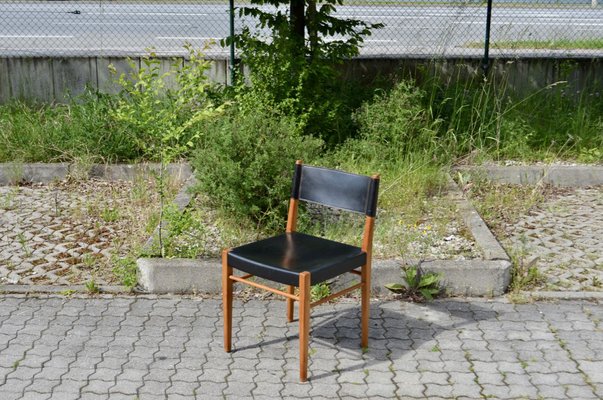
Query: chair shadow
231,300,498,381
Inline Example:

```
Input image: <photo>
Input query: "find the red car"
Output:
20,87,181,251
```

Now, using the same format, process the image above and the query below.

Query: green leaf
384,283,405,293
419,288,434,301
418,273,440,288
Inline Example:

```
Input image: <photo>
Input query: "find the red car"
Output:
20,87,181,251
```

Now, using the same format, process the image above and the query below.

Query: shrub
336,80,443,169
192,91,323,232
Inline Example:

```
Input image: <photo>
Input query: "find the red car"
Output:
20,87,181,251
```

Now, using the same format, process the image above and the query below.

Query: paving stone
108,380,142,395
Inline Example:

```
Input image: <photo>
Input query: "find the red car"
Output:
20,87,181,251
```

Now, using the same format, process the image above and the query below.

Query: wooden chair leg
361,264,370,349
222,250,233,353
286,285,295,322
299,272,311,382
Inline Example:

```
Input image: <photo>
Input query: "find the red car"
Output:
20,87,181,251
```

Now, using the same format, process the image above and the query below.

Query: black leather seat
228,231,367,286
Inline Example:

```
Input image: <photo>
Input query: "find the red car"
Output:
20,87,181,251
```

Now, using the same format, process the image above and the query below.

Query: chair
222,160,380,382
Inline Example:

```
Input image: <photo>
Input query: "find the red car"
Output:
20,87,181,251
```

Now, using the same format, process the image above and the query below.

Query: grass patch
467,39,603,50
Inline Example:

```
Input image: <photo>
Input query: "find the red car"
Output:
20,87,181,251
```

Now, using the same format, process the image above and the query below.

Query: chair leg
222,250,233,353
286,285,295,322
361,264,370,349
299,272,311,382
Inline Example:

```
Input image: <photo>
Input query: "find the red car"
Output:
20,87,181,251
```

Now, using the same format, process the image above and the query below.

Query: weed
6,161,25,185
100,207,120,223
310,283,331,303
0,188,18,210
112,254,139,289
507,292,531,304
59,289,77,297
509,236,544,292
519,359,528,369
385,265,442,302
85,279,100,294
430,345,441,353
81,254,97,269
12,360,20,369
68,154,94,182
16,232,32,257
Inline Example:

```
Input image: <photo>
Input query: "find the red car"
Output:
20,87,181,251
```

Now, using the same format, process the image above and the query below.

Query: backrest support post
286,160,303,233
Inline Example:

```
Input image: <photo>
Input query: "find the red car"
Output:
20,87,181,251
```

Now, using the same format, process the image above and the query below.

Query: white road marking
156,37,216,40
0,35,74,38
88,12,209,16
56,22,189,26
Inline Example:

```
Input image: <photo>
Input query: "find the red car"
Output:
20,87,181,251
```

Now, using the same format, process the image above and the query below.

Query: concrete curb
446,176,510,261
522,291,603,301
456,164,603,187
0,284,129,294
137,257,408,296
0,162,192,185
137,175,513,297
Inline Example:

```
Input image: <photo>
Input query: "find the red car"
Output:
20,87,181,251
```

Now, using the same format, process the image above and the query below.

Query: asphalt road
0,2,601,56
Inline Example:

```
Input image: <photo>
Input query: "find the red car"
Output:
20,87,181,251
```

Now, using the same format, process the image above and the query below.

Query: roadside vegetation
467,38,603,50
0,2,602,288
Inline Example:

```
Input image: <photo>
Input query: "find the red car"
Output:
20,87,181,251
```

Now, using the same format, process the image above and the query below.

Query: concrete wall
0,56,230,103
0,55,601,104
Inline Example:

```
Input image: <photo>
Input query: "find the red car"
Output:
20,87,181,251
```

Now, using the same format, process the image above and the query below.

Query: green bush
336,80,443,169
110,46,225,162
192,91,323,232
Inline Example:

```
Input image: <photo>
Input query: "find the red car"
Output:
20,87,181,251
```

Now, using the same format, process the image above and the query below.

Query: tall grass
0,91,141,163
420,67,603,162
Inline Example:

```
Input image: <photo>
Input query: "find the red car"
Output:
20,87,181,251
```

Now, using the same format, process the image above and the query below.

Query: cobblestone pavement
0,180,157,286
503,187,603,291
0,295,601,399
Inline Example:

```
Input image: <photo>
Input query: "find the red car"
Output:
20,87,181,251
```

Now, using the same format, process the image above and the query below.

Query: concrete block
88,163,192,182
0,162,69,185
458,165,603,187
157,57,179,90
0,58,10,103
96,56,139,94
137,257,222,294
448,175,509,261
546,166,603,187
421,259,512,297
329,259,411,296
52,57,97,102
7,57,55,102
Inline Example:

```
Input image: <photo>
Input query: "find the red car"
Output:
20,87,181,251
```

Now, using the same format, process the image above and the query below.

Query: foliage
227,0,382,142
112,254,139,289
339,80,443,167
311,283,331,302
109,45,225,162
110,46,225,255
192,90,323,232
422,70,603,162
0,91,139,163
385,266,442,301
85,279,100,294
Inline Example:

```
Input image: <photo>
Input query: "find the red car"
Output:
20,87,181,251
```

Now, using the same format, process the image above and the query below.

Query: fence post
482,0,494,77
229,0,236,85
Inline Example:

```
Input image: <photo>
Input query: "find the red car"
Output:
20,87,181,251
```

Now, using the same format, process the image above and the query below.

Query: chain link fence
0,0,601,58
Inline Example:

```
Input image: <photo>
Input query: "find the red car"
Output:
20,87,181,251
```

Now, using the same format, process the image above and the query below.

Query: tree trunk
290,0,305,56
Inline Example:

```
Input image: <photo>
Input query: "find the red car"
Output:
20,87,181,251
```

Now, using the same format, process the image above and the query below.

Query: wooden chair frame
222,160,379,382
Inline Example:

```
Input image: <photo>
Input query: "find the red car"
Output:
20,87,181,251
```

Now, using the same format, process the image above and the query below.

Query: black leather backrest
294,165,378,216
